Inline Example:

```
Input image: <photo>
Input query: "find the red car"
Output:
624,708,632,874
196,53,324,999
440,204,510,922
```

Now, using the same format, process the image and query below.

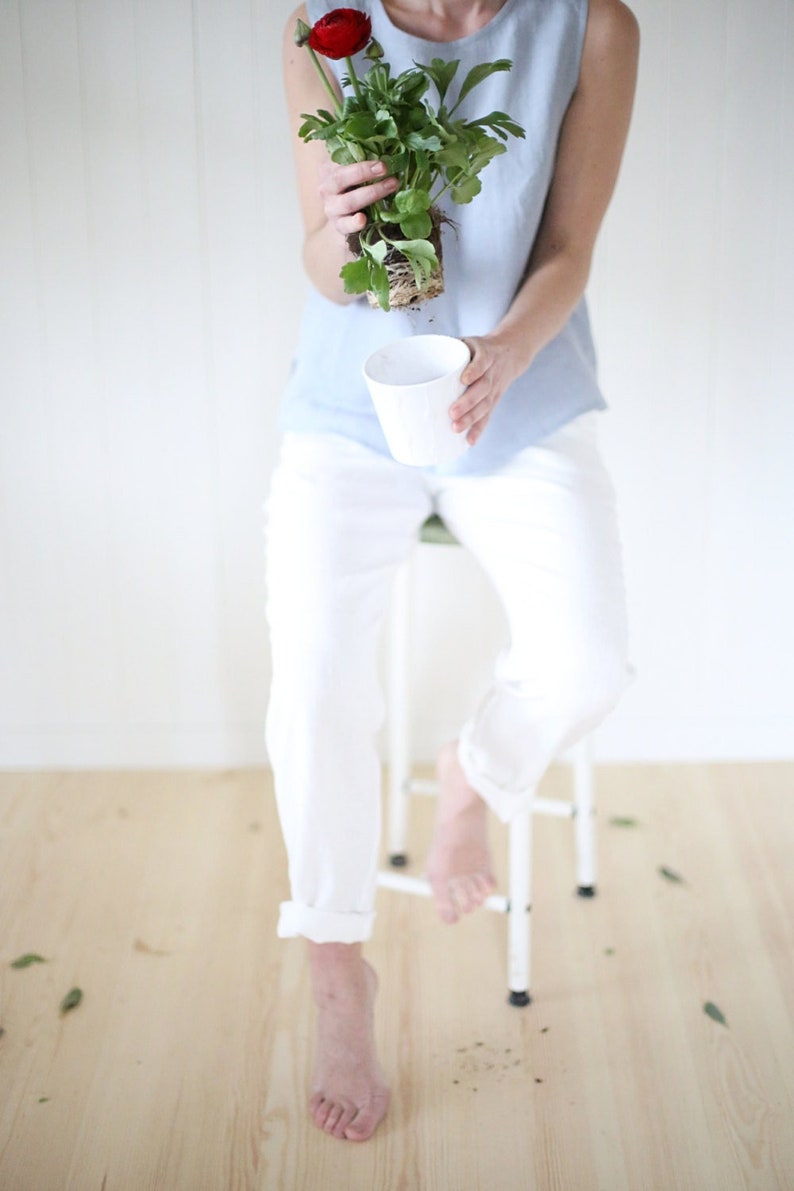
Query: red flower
308,8,372,60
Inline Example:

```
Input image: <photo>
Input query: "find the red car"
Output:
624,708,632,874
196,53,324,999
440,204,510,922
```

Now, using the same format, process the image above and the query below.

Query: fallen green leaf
60,988,83,1015
704,1001,728,1027
658,865,685,884
609,817,639,828
10,953,47,969
38,1097,50,1104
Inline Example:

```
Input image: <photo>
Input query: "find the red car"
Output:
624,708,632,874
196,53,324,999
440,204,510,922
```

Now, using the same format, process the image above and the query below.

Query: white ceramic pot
363,334,471,467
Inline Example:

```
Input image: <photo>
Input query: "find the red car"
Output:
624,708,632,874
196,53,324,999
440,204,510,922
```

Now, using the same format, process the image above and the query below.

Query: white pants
264,415,632,944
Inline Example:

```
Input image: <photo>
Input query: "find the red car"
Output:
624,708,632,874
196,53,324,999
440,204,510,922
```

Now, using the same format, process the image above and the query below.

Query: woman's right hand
318,160,400,238
284,7,399,300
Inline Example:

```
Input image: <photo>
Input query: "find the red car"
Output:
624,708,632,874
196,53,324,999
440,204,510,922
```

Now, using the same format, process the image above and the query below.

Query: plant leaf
11,953,47,969
343,112,380,140
658,865,686,885
406,131,443,152
453,59,512,110
340,257,373,295
399,212,433,239
471,110,526,140
609,817,639,828
329,142,357,165
297,112,338,140
467,136,507,174
391,238,439,265
59,987,83,1015
703,1001,728,1027
362,237,388,265
392,70,429,104
451,175,482,203
436,142,470,171
391,239,439,289
419,57,460,105
369,261,391,311
394,187,432,215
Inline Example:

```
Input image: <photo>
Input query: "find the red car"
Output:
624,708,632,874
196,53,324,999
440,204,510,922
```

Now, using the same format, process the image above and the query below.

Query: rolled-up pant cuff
277,901,376,944
457,733,533,824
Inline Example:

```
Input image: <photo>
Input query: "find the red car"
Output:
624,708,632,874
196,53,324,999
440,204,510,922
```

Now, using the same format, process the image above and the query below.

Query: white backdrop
1,0,792,768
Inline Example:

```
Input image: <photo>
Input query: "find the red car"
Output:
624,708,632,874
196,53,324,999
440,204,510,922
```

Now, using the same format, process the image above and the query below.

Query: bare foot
308,943,390,1142
426,741,496,924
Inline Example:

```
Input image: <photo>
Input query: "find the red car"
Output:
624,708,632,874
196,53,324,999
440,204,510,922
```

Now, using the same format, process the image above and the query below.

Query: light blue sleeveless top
282,0,604,474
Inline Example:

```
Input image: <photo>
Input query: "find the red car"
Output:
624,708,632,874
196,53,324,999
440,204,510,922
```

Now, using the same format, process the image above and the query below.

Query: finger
466,406,494,444
326,174,399,221
334,210,368,236
453,394,493,434
330,159,392,193
459,338,490,386
466,418,490,446
450,381,489,426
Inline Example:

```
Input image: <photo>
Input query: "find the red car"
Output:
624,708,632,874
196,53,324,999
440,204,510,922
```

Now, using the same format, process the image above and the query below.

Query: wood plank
1,764,792,1188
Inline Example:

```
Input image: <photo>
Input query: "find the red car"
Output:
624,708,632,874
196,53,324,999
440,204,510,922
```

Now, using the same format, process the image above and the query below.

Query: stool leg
507,807,533,1006
387,558,412,866
573,735,596,897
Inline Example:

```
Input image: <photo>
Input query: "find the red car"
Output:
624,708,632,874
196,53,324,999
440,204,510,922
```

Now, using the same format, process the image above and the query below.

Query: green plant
294,9,525,310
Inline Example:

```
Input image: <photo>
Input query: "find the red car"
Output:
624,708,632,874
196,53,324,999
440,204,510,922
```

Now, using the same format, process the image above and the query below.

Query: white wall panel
0,0,792,767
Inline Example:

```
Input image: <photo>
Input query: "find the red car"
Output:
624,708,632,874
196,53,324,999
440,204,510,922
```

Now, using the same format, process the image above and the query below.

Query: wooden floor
0,764,792,1190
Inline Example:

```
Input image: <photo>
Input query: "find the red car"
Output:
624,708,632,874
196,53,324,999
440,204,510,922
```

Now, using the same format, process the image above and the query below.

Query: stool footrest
533,797,576,819
376,870,509,914
403,783,575,819
406,779,440,796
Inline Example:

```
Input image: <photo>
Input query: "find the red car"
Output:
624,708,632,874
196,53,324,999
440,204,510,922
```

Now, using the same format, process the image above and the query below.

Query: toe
324,1103,345,1136
454,875,488,915
344,1121,373,1142
449,877,474,915
344,1106,379,1142
430,877,460,924
310,1094,332,1131
335,1103,359,1138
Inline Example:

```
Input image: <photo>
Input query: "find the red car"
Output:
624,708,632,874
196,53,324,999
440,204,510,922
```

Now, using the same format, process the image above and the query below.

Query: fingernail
370,162,386,175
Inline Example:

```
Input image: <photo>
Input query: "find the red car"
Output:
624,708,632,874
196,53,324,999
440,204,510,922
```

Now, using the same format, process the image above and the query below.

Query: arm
282,4,400,303
452,0,640,444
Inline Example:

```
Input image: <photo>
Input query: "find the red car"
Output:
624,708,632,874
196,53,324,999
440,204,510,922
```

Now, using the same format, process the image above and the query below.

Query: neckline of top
374,0,520,48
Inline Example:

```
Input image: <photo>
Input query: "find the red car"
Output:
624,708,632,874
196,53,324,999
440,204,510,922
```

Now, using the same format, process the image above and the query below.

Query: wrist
484,325,535,384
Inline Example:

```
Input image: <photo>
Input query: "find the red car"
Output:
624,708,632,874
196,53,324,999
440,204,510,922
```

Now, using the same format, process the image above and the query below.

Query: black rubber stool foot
577,884,596,898
389,853,408,868
508,990,531,1007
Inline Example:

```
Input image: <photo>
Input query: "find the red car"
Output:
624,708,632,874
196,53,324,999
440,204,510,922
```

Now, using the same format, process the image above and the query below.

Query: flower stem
345,56,365,105
307,47,342,115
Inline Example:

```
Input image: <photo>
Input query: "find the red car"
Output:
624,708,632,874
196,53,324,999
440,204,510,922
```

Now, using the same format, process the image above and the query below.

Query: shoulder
583,0,640,60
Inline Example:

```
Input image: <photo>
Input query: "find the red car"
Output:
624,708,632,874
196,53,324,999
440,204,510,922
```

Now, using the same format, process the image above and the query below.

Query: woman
268,0,639,1142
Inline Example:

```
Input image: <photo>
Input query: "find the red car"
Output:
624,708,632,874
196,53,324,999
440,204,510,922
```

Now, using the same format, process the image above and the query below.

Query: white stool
376,514,597,1006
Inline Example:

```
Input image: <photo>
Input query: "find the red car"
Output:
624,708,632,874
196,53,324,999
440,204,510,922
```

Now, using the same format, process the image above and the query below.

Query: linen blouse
281,0,604,474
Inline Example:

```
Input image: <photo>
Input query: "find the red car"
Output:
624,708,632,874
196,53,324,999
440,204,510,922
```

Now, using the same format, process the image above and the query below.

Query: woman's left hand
450,335,524,447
